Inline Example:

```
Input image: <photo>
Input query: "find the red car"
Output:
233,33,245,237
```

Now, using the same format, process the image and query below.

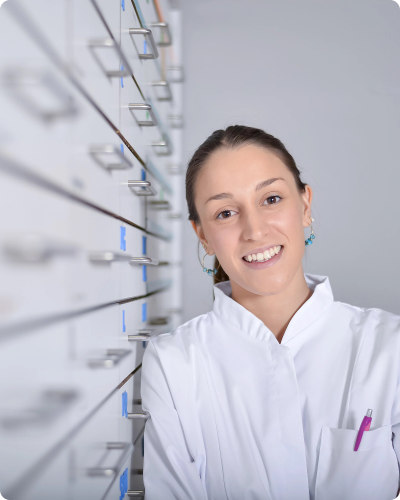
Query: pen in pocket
354,408,373,451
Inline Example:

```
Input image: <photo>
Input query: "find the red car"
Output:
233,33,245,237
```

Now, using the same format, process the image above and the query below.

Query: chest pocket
314,424,399,500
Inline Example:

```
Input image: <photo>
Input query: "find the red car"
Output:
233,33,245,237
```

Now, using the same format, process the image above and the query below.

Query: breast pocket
314,424,399,500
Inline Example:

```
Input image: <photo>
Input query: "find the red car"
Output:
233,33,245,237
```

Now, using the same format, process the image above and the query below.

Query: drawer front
0,172,149,328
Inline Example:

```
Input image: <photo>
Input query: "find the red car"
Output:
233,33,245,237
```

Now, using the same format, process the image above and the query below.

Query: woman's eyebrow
205,177,286,204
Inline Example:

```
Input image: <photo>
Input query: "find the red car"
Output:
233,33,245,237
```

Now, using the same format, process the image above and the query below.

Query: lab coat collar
212,273,334,344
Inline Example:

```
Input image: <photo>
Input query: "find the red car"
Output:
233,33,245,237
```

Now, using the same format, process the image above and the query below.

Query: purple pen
354,409,373,451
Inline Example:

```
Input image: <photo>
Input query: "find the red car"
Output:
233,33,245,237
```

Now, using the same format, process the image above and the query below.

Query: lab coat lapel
213,273,334,345
280,273,334,345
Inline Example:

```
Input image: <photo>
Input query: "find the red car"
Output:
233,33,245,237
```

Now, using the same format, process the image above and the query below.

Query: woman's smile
241,245,284,269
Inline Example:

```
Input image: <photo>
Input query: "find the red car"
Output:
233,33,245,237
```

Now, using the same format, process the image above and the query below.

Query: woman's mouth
242,245,283,269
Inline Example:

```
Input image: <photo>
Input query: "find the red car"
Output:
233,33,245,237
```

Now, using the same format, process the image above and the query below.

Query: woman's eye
216,196,282,220
216,210,236,220
264,195,282,205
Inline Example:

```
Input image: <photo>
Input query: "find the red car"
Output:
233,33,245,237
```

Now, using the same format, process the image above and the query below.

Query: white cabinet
0,0,183,498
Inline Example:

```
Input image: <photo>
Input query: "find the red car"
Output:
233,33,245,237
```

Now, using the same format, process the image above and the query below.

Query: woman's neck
230,268,313,344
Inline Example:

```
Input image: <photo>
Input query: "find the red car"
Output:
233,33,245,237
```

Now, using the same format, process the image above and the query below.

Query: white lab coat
141,273,400,500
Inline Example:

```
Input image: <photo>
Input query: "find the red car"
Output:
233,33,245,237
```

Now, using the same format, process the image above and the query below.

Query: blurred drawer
0,172,147,328
0,304,144,495
70,0,121,124
0,0,68,62
8,375,136,500
0,322,77,494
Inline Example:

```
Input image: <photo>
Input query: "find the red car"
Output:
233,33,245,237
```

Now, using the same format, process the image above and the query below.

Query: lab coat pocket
314,424,399,500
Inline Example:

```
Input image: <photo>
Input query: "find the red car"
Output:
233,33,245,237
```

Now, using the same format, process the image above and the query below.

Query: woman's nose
241,208,268,241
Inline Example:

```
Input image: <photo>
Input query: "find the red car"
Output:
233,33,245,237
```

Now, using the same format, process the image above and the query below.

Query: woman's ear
190,220,214,255
302,184,313,227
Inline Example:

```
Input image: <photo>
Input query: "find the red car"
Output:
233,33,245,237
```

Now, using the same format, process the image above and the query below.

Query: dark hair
186,125,308,286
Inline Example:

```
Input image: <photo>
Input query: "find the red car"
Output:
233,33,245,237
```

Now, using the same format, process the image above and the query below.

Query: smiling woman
186,126,312,290
141,125,400,500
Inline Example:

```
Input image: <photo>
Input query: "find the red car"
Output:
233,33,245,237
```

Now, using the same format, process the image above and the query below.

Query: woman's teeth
243,245,282,263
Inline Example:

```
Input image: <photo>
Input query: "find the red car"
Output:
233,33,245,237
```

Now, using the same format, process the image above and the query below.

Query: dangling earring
201,243,220,276
305,216,315,246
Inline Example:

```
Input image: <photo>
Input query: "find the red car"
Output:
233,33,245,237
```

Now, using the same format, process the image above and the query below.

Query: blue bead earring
201,243,220,276
305,217,315,246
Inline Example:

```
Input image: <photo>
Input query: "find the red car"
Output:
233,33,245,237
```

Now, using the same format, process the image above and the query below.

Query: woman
141,125,400,500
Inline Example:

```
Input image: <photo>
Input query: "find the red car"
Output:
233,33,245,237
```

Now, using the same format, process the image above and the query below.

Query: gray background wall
181,0,400,321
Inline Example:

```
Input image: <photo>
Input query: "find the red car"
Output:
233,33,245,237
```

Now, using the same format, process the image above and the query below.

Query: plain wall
181,0,400,321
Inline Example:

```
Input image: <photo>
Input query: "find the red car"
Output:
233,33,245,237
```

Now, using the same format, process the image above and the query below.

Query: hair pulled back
185,125,307,285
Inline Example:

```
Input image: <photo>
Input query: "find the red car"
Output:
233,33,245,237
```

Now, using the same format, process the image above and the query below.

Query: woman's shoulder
333,300,400,356
147,311,212,357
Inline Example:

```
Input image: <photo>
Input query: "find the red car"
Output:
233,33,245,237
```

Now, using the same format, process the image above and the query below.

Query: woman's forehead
198,145,289,190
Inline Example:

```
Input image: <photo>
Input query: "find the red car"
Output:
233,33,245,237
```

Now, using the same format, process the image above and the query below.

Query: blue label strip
120,226,126,251
122,391,128,417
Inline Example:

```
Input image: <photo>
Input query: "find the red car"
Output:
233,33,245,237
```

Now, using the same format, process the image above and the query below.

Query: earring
200,243,221,276
305,217,315,246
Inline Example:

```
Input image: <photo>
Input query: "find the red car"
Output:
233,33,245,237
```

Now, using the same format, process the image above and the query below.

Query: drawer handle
88,251,133,263
128,103,158,127
87,349,131,369
128,328,155,341
89,145,133,171
128,180,158,196
149,200,171,210
129,257,159,266
150,80,173,101
87,442,133,477
167,65,184,83
149,316,169,325
0,389,79,430
128,28,159,59
127,491,145,498
167,163,184,175
88,252,159,265
151,136,172,156
168,114,184,129
127,412,149,420
2,67,79,123
87,38,131,78
2,234,79,263
149,22,172,46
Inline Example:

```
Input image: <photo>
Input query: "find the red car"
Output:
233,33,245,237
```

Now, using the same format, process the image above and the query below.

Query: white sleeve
141,340,208,500
391,365,400,498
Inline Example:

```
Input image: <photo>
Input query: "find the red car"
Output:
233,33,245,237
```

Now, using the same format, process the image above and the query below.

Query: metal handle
128,180,158,196
150,80,172,101
87,349,131,369
149,200,171,210
151,135,172,156
167,66,184,83
131,469,143,475
128,103,158,127
129,257,159,266
128,328,155,341
89,145,133,171
0,389,79,430
128,492,145,498
168,114,184,129
127,412,149,420
149,316,169,325
2,234,79,263
88,251,133,263
87,38,131,78
149,22,172,46
87,442,133,477
2,67,79,123
167,163,184,175
128,28,159,59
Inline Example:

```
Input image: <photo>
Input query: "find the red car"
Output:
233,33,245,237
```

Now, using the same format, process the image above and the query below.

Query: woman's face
191,143,313,297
